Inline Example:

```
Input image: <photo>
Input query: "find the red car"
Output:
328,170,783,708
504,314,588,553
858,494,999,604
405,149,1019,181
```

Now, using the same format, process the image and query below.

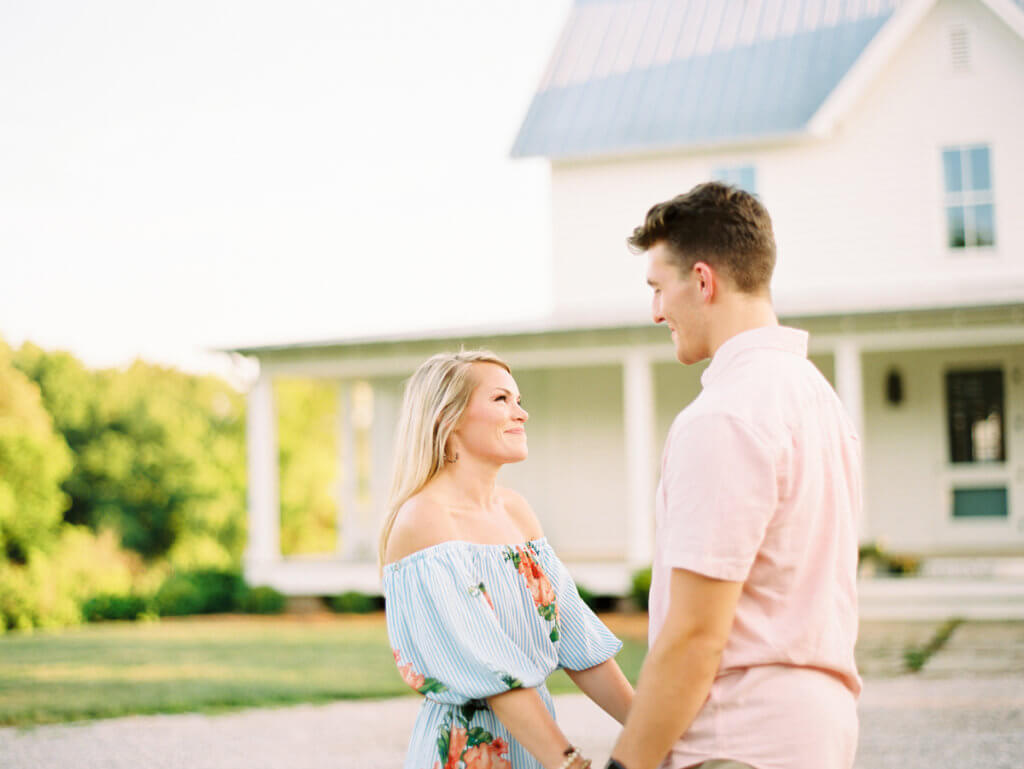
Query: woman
380,350,634,769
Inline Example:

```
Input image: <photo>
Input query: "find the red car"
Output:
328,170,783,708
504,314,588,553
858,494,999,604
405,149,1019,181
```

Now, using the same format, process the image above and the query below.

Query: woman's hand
486,687,593,769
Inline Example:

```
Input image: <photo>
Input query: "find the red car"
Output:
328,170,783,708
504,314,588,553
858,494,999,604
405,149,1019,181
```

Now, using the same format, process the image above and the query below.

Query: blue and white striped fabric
383,538,622,769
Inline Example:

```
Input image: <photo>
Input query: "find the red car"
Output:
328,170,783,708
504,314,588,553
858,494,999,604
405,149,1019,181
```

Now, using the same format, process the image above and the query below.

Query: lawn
0,614,648,726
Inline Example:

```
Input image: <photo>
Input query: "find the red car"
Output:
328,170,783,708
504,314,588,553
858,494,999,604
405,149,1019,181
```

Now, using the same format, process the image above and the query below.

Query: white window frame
942,143,995,252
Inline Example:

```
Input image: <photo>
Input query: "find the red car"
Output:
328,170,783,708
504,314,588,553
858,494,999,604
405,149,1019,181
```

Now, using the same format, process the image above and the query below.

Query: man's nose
652,296,665,324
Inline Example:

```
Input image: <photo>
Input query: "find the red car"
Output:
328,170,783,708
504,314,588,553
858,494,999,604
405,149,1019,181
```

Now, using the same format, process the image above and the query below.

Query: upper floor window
942,145,994,249
712,165,756,196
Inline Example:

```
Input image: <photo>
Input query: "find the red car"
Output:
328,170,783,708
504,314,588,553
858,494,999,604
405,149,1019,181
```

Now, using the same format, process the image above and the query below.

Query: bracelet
558,747,581,769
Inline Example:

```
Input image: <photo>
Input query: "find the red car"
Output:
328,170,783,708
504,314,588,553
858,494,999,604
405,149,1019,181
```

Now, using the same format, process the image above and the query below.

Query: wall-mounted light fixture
885,369,903,406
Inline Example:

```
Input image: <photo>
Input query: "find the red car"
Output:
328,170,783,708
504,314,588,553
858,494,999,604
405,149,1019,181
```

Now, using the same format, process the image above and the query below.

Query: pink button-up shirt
649,326,862,769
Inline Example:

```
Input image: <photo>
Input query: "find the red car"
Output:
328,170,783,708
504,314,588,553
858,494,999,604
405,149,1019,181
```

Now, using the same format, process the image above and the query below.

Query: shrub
858,542,921,576
329,591,379,614
630,566,652,611
81,593,150,622
238,585,287,614
576,584,598,611
154,569,244,616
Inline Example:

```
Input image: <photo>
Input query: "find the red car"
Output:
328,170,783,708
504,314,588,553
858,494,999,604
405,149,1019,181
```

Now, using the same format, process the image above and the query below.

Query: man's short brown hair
628,182,776,293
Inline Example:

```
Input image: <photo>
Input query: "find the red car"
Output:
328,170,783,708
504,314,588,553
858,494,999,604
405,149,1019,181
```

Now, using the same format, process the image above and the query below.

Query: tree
0,340,72,563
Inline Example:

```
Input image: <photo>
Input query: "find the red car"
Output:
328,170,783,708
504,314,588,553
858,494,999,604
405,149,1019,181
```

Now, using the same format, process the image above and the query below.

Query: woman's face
450,363,529,465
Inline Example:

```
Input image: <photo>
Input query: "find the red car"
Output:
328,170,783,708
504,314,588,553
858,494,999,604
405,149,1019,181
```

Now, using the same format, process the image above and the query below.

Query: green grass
902,617,964,673
0,615,646,726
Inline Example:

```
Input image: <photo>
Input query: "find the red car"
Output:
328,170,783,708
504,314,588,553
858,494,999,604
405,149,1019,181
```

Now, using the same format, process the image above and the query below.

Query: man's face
646,242,710,364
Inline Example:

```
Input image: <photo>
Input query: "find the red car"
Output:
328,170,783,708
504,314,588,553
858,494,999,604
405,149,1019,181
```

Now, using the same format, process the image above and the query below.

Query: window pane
739,167,757,195
942,149,963,193
973,204,995,247
713,166,756,195
946,369,1005,463
946,205,966,248
952,487,1008,518
967,146,991,191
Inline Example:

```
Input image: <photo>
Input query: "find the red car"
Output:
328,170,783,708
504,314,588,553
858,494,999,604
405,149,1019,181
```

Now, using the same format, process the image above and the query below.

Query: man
606,182,862,769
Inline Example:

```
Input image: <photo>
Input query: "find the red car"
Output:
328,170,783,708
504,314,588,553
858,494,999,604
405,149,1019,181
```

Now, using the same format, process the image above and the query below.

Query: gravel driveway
4,674,1024,769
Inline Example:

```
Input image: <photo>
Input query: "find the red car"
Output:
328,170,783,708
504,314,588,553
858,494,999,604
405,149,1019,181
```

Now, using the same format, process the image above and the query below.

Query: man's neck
707,293,779,358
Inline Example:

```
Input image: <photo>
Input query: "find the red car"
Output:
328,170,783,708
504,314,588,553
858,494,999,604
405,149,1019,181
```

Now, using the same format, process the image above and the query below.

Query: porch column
338,382,360,560
834,340,868,541
369,382,399,561
624,351,656,568
245,372,280,569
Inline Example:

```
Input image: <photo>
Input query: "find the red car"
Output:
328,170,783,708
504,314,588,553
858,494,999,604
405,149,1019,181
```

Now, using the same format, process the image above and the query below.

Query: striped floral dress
383,538,623,769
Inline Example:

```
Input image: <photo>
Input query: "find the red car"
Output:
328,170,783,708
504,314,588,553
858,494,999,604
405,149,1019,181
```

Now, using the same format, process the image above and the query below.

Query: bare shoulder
384,494,458,565
497,487,545,541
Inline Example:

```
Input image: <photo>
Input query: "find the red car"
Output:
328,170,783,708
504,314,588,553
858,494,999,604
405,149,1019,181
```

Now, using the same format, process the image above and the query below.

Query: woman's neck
432,455,502,512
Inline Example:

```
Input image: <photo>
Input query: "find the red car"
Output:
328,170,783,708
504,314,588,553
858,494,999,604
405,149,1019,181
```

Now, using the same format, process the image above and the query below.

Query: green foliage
0,526,142,631
328,591,379,614
630,566,652,611
275,378,338,556
858,542,921,576
0,341,73,564
903,617,964,673
576,584,598,611
238,585,287,615
82,593,151,622
12,344,247,566
153,569,244,616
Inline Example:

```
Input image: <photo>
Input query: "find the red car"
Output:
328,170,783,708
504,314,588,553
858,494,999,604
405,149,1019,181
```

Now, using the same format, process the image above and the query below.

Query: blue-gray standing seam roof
511,0,901,159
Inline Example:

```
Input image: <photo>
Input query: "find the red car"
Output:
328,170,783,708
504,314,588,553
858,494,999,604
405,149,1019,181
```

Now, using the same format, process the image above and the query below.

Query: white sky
0,0,572,380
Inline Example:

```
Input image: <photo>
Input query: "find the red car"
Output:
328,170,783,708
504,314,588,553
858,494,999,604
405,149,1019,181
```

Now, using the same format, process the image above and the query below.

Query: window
942,145,995,249
946,369,1005,464
712,165,756,195
952,487,1008,518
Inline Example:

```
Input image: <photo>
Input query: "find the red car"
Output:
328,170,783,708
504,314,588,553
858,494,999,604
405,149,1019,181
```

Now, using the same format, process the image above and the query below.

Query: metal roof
512,0,901,158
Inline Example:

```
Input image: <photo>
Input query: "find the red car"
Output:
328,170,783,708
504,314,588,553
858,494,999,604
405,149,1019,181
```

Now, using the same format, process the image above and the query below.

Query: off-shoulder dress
383,538,623,769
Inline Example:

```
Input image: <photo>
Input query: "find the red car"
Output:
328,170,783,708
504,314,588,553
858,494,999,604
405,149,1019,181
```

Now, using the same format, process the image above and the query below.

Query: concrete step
859,577,1024,620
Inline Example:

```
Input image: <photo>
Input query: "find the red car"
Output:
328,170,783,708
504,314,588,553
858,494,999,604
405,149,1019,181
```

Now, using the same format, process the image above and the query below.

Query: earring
444,450,459,464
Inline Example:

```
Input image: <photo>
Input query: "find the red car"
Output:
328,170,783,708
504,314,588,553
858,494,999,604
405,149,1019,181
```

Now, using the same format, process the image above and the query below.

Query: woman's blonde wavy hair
378,349,511,568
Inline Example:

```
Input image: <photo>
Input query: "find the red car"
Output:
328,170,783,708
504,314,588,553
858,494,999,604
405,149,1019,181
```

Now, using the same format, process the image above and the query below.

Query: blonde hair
378,350,511,568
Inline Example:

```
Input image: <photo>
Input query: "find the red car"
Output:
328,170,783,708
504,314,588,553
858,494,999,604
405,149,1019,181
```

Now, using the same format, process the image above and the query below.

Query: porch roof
221,303,1024,366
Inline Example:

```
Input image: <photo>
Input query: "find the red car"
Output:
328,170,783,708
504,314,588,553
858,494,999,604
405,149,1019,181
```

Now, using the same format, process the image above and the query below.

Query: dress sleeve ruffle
384,551,549,705
535,546,624,671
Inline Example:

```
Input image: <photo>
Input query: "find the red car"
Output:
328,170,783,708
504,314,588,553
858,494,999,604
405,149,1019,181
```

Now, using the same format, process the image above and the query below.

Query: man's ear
693,261,716,302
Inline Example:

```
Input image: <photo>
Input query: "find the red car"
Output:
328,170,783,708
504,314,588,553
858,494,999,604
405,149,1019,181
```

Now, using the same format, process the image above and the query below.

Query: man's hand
609,568,743,769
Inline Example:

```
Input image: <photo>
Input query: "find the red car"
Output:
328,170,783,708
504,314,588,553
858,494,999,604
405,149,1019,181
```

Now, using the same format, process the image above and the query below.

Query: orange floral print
392,649,446,694
506,545,560,640
462,736,512,769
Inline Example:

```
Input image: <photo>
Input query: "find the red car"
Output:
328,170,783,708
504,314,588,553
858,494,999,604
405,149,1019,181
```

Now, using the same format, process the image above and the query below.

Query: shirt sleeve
384,553,549,705
660,412,778,583
535,547,624,671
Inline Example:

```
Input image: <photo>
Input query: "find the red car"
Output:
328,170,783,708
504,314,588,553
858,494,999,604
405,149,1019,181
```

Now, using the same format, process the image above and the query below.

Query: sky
0,0,573,382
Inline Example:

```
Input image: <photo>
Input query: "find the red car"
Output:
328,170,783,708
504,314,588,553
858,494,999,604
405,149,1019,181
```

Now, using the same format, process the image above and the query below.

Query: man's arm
608,568,743,769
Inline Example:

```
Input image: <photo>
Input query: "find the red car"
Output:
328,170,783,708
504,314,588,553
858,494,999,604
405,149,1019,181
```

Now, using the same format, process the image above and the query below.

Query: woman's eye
495,395,506,401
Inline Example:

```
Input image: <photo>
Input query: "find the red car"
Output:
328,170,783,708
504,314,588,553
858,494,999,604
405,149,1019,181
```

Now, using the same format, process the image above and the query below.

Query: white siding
862,345,1024,553
498,365,629,559
549,0,1024,319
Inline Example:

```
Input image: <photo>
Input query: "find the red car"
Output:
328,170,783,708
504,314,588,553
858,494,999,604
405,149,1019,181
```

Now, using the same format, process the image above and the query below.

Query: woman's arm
565,658,634,725
486,687,589,769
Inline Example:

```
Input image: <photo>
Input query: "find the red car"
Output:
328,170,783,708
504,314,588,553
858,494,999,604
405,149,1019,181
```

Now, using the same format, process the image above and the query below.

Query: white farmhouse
232,0,1024,602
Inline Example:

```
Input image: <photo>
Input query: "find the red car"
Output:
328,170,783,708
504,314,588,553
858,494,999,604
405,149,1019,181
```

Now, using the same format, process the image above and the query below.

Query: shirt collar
700,325,809,388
